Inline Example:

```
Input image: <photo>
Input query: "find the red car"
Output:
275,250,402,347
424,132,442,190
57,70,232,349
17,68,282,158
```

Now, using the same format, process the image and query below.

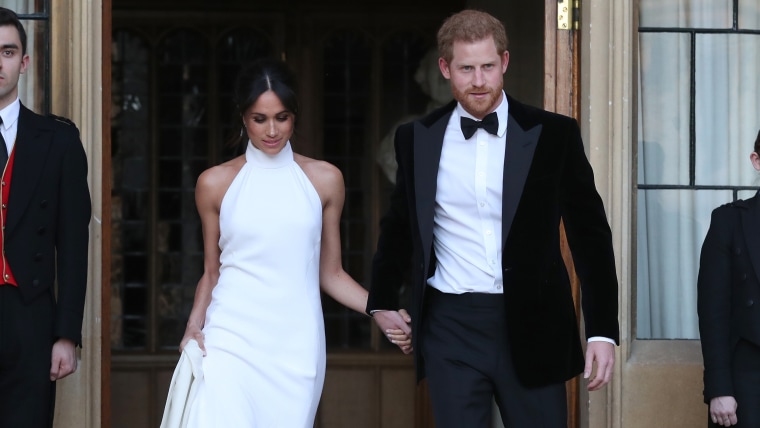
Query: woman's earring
240,126,244,137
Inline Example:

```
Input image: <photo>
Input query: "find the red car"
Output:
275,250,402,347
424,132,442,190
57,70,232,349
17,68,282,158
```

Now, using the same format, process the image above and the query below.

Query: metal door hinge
558,0,580,30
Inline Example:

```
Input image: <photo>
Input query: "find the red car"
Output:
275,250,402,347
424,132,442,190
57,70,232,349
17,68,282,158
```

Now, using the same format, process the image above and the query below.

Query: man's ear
20,54,30,75
501,50,510,74
438,57,451,80
750,151,760,172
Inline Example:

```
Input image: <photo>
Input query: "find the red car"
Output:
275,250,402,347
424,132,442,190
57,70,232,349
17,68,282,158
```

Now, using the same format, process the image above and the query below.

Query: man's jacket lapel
414,115,448,265
502,110,541,246
6,106,51,236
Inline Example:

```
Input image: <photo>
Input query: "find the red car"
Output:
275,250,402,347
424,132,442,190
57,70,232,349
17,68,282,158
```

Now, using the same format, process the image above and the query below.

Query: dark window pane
123,255,147,283
159,128,182,156
158,253,181,284
158,192,182,219
121,223,147,252
123,318,146,348
321,30,373,350
158,159,183,187
123,285,147,315
120,191,149,221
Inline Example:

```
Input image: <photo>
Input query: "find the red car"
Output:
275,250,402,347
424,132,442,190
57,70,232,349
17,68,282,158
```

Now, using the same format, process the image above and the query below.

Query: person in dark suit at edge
0,7,91,428
697,129,760,427
367,9,620,427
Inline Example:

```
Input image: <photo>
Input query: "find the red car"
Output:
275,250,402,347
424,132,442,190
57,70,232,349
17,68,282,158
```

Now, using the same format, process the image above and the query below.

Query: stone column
50,1,104,427
580,0,633,427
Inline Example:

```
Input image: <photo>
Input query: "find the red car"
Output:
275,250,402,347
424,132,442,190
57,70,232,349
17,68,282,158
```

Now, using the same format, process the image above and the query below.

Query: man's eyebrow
0,44,19,50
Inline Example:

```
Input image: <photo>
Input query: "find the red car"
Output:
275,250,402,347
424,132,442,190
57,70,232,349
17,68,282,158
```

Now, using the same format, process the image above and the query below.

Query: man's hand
50,338,78,381
372,309,413,354
710,396,738,426
584,341,615,391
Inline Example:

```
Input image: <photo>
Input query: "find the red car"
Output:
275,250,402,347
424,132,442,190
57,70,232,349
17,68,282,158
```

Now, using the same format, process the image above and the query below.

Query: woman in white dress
178,59,411,427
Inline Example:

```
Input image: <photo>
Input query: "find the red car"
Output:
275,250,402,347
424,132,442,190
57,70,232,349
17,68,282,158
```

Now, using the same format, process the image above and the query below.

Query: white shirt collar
0,98,21,130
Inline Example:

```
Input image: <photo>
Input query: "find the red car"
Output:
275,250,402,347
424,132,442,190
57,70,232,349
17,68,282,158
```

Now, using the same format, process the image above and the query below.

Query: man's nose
472,69,485,86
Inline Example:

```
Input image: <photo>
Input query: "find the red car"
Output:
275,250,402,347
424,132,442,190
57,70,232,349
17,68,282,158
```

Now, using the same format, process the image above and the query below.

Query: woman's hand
382,308,413,354
180,322,206,356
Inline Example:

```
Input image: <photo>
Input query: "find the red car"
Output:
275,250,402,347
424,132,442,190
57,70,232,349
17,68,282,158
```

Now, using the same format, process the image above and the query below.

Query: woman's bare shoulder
197,155,246,195
294,154,344,205
295,154,342,184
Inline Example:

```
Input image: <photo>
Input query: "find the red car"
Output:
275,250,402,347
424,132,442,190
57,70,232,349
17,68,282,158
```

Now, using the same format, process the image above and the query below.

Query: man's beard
452,83,502,119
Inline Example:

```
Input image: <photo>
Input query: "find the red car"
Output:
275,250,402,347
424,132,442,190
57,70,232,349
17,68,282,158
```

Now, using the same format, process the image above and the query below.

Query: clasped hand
372,309,413,354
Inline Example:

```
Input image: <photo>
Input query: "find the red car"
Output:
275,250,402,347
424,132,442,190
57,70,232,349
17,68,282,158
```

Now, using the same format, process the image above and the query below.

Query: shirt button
485,230,492,235
3,274,8,280
496,284,502,290
479,202,485,207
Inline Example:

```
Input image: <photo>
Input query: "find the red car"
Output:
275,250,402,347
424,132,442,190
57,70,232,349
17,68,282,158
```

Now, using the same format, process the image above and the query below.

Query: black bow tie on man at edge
460,111,499,139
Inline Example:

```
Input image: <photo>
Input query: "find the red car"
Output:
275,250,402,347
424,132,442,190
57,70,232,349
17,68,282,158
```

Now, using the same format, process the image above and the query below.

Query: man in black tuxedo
697,129,760,427
367,9,619,427
0,7,91,428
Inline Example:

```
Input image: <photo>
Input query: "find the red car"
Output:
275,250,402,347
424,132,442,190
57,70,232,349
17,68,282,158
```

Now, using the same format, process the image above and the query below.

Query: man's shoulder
44,113,80,135
21,109,81,140
46,113,79,129
714,195,756,213
506,94,575,126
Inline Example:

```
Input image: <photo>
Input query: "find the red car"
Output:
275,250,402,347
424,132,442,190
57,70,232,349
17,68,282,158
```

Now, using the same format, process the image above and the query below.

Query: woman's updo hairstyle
229,58,299,150
234,58,299,117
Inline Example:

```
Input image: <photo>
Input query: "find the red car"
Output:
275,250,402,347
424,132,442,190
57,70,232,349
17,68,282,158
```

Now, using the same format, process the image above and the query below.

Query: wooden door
545,1,583,428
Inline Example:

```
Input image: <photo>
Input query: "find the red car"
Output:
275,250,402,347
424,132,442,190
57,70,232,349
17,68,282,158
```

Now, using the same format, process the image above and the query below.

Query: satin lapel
743,193,760,284
6,107,52,235
413,114,450,264
501,114,541,245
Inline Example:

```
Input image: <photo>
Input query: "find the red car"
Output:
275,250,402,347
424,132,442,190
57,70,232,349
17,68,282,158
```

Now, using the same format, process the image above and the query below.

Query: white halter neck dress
188,141,325,427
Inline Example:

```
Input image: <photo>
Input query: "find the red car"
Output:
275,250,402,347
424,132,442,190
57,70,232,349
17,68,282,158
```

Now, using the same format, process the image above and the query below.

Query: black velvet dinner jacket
4,104,91,345
368,95,620,388
698,191,760,402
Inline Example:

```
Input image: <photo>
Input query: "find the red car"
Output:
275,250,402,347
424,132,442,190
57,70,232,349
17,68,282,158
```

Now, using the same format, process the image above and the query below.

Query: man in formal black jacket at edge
697,129,760,428
0,7,91,428
367,9,620,427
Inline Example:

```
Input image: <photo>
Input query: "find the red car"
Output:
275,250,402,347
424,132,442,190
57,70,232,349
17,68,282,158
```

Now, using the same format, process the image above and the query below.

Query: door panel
544,1,582,428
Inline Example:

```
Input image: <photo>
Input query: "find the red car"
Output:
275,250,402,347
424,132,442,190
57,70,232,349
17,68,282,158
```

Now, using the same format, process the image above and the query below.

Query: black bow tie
460,112,499,139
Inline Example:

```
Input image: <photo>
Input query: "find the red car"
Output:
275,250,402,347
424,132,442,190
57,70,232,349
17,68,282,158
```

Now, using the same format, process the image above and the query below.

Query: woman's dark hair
755,128,760,154
228,58,299,150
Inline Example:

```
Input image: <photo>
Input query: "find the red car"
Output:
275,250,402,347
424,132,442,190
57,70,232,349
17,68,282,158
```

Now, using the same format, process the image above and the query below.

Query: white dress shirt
424,93,613,345
427,94,509,294
0,98,21,154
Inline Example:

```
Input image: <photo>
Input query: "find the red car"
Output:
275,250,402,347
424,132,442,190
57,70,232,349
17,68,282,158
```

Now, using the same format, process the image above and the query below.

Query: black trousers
421,288,567,428
707,339,760,428
0,285,55,428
